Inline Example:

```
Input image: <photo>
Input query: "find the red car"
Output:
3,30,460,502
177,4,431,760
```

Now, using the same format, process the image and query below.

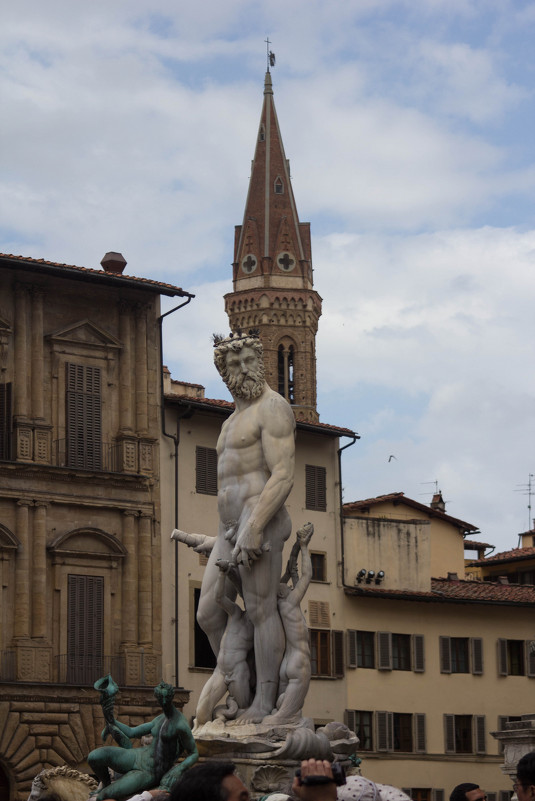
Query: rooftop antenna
265,37,276,72
419,479,439,498
515,473,534,545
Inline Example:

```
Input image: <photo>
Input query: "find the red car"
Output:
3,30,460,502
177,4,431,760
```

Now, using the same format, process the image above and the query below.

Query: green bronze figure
88,679,198,799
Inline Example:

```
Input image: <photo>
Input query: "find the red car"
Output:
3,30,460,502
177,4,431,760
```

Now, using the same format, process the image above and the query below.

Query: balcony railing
53,439,121,472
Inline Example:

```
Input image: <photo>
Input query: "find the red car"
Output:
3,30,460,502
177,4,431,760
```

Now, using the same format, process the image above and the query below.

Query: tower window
259,125,265,142
274,177,284,194
278,344,295,403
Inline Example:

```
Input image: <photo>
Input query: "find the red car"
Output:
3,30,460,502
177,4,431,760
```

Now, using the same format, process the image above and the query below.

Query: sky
2,0,535,556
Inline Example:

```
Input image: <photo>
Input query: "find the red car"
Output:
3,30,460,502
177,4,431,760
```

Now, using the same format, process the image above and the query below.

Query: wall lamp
356,568,385,585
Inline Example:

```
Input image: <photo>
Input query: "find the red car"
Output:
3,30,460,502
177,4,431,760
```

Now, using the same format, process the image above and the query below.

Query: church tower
224,71,322,423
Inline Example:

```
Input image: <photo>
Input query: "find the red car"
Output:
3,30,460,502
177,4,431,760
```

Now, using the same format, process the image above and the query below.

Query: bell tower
224,71,322,423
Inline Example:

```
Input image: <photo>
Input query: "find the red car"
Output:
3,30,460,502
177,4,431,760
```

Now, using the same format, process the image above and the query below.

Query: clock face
241,254,257,274
277,251,295,272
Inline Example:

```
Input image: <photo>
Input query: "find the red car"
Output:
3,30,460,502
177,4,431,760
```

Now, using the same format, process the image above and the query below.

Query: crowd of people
66,752,533,801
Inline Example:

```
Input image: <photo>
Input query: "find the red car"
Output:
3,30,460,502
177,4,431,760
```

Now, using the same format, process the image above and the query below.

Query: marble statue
197,330,296,724
88,679,198,799
28,766,97,801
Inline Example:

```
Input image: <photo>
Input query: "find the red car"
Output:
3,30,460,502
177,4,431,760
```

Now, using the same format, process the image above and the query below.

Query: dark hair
170,761,238,801
450,784,480,801
517,752,535,787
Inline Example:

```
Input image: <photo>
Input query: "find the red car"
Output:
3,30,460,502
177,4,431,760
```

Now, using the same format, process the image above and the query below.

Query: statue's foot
232,702,271,724
263,711,302,726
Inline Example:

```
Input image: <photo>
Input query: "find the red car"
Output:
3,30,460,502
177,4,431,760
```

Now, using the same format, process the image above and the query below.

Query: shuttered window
444,714,485,754
67,574,104,684
347,630,376,669
66,363,102,470
195,446,218,495
309,600,330,628
497,639,534,676
440,636,483,674
345,710,373,750
376,711,426,753
310,629,344,678
0,382,12,460
305,465,327,511
377,632,424,672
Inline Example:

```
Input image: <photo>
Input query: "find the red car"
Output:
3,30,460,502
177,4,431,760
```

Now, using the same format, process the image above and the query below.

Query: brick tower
224,70,322,423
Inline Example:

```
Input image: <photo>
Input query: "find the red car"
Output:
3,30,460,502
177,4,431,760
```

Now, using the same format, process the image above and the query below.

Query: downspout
337,434,359,588
158,294,194,689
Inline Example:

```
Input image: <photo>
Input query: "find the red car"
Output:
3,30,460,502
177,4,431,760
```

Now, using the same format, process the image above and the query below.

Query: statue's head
154,680,175,707
213,330,265,401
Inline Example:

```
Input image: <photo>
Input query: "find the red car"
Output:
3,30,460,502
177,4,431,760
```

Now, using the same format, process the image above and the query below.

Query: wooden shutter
474,715,486,754
439,636,451,673
305,465,327,511
444,714,455,754
432,790,445,801
471,637,484,675
414,713,426,753
413,634,425,672
345,709,357,735
66,363,102,470
332,630,344,677
377,631,392,670
526,640,535,677
195,446,218,495
497,639,508,676
67,574,104,684
309,600,330,628
376,711,393,751
347,630,357,668
0,382,12,460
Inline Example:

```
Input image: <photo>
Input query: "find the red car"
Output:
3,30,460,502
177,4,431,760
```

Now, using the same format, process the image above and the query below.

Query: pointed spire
225,72,322,423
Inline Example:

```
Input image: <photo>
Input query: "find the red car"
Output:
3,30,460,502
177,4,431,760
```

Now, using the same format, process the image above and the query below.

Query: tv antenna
515,473,534,541
419,479,439,498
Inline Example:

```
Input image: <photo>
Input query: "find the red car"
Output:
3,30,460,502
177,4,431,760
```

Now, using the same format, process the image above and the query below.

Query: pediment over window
48,527,127,559
47,319,122,350
0,525,19,551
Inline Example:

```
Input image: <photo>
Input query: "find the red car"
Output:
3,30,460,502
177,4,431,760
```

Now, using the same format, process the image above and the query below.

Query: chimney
497,575,509,585
447,572,459,582
430,491,446,513
101,252,127,275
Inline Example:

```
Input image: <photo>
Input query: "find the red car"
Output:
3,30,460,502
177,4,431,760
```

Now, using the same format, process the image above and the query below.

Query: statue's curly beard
225,368,265,400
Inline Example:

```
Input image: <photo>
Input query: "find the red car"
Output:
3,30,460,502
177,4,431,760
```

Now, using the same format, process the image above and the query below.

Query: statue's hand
232,523,264,568
297,522,314,546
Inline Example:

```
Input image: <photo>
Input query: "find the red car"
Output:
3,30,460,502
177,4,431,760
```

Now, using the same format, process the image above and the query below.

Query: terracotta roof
343,492,478,532
0,253,192,298
464,539,494,550
345,577,535,606
468,546,535,567
165,392,357,437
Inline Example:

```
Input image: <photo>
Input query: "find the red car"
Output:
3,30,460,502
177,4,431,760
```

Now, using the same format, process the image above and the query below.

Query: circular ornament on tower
241,254,257,274
277,251,296,272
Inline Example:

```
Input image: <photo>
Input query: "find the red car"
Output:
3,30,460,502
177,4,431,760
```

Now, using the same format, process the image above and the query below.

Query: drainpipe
157,295,194,689
337,434,359,588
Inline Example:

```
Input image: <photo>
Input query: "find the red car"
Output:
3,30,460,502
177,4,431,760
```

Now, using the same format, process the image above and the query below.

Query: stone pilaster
13,283,29,420
31,286,44,421
32,502,48,640
121,510,138,646
135,304,148,436
119,300,134,433
138,513,153,646
13,499,31,640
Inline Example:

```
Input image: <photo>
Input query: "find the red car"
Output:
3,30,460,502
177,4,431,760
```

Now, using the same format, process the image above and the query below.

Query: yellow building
0,251,192,800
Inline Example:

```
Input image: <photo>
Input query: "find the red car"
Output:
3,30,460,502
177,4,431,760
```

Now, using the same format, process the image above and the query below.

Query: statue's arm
113,719,153,739
158,724,199,792
290,540,313,605
215,565,236,617
171,529,216,554
233,398,295,562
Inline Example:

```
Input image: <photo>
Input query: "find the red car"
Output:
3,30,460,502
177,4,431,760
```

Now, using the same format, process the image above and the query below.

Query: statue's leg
88,747,137,792
96,769,152,801
197,533,233,656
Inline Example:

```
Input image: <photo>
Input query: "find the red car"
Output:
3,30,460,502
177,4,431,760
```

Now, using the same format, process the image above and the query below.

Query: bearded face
218,343,266,400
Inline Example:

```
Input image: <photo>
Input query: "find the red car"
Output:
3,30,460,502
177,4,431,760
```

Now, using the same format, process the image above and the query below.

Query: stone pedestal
196,719,359,796
491,715,535,781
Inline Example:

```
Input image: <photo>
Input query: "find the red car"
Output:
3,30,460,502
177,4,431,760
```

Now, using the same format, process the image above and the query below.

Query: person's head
170,761,249,801
515,752,535,801
213,333,265,400
450,784,485,801
154,680,175,708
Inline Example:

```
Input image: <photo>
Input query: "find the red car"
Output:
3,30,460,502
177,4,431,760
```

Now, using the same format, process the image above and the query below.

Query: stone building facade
0,252,192,800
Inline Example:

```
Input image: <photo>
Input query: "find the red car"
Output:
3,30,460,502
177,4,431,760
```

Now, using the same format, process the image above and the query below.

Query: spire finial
265,37,276,72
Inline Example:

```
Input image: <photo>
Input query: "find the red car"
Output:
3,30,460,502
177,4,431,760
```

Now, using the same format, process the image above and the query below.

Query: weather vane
265,37,276,71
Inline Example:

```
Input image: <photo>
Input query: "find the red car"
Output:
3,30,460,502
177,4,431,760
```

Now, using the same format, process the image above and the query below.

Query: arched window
277,343,295,404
